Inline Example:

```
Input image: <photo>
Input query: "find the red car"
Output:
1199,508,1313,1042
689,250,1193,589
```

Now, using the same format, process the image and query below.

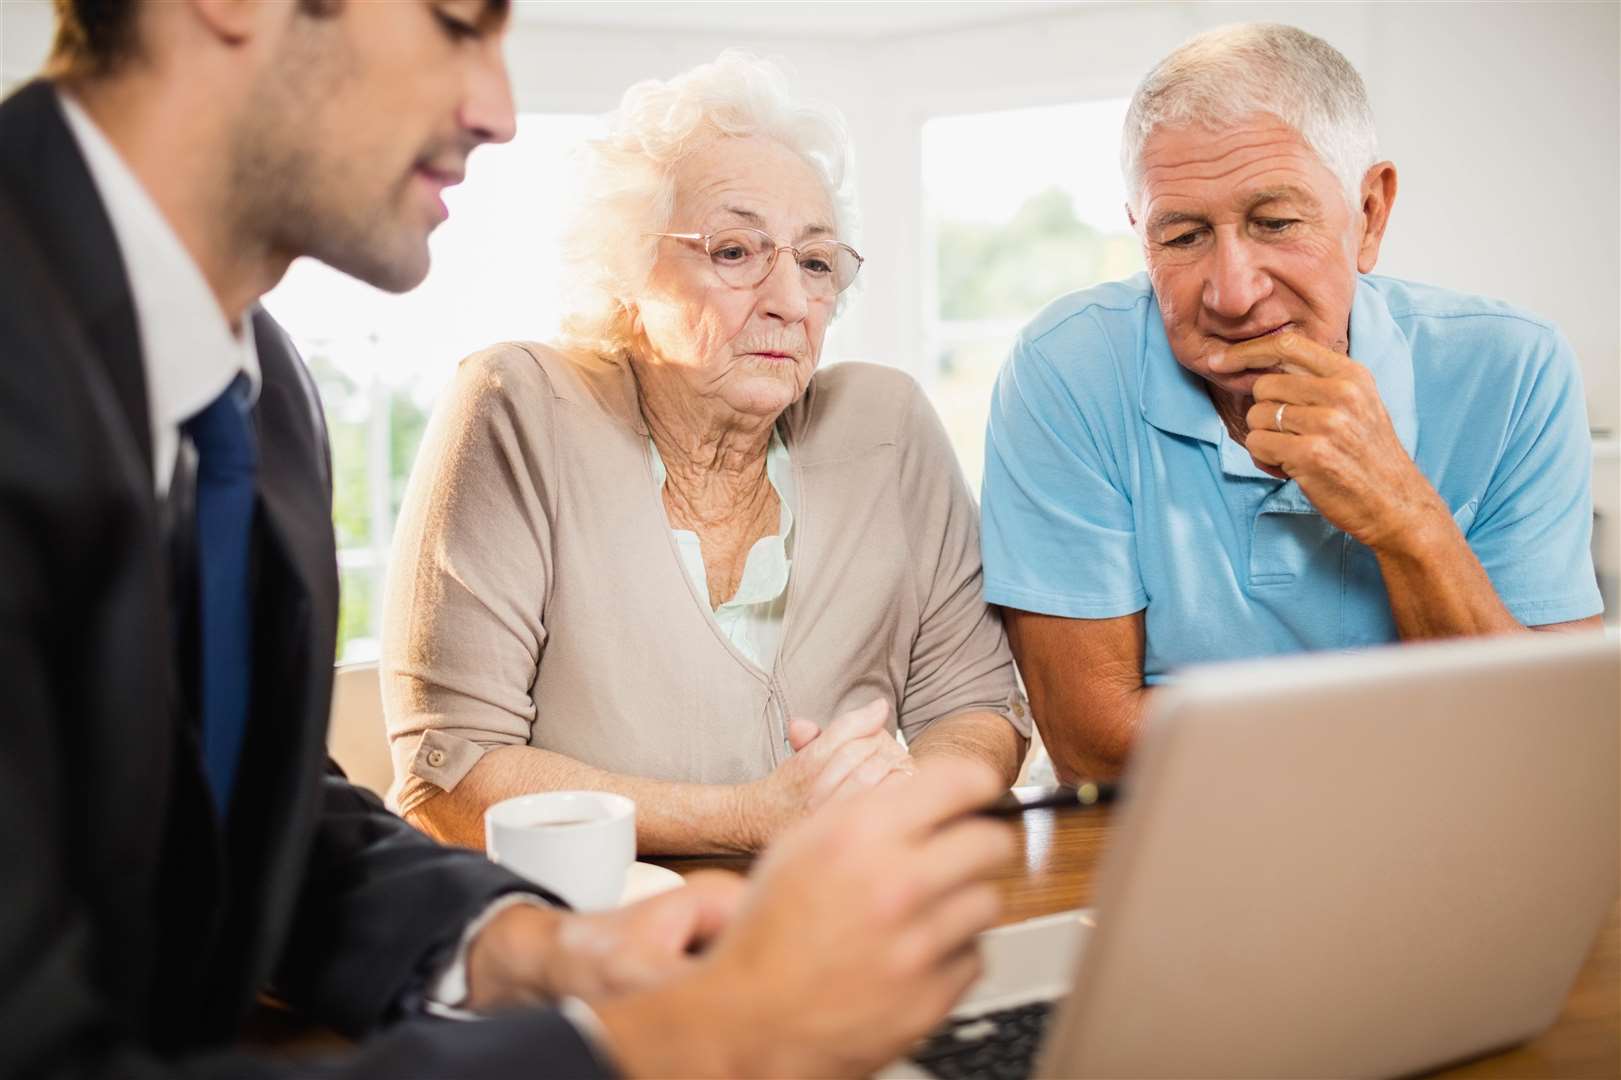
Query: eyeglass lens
706,228,861,296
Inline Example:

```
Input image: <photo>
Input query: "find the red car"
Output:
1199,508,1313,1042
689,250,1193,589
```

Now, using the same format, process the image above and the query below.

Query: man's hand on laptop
590,758,1015,1077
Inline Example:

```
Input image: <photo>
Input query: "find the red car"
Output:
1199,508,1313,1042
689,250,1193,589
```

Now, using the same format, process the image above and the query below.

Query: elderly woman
381,53,1028,855
980,23,1603,786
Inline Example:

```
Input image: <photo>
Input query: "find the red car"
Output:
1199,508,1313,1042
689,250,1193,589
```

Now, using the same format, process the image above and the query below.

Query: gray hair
1120,23,1378,210
557,50,859,357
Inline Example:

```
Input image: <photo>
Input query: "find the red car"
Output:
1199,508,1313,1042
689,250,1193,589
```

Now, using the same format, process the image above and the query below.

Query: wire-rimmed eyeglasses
648,227,864,297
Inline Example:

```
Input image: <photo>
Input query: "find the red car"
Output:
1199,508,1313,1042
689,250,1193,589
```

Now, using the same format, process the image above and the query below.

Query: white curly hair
557,50,860,358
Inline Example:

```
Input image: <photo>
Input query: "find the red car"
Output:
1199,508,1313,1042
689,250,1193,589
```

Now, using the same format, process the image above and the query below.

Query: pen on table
979,782,1118,816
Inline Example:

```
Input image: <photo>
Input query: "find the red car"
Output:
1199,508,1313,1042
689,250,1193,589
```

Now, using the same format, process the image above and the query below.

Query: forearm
1036,680,1153,784
406,744,761,856
1004,609,1153,783
1374,514,1524,640
907,711,1027,787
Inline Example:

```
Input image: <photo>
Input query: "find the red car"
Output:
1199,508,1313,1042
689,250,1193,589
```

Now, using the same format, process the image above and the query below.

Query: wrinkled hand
1210,331,1448,549
592,759,1016,1078
463,870,747,1010
738,698,914,848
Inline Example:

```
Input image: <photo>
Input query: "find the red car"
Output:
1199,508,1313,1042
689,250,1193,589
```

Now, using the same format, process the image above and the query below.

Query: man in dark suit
0,1,1014,1076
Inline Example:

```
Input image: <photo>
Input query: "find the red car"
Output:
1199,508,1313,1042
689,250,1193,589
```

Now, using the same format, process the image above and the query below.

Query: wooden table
660,804,1620,1079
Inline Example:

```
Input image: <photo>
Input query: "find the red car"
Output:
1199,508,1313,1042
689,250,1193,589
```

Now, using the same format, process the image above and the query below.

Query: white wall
0,0,54,84
3,0,1615,602
1368,3,1619,433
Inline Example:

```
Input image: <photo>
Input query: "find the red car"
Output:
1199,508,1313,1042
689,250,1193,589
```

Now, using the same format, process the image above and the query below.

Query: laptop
886,630,1620,1079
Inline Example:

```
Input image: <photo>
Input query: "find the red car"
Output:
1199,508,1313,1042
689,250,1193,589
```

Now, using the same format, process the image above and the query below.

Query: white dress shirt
55,90,259,498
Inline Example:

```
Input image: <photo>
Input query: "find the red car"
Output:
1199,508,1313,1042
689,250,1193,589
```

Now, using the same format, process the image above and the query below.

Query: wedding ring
1274,402,1289,433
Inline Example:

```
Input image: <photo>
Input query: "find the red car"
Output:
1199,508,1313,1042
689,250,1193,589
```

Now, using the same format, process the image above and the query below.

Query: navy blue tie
183,374,257,816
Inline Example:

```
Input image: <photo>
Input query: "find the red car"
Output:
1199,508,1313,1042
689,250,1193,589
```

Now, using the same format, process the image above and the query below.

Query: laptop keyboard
909,999,1057,1079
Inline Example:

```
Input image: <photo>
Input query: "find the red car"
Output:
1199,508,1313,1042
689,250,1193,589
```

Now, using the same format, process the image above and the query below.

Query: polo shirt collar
1346,274,1419,459
1139,274,1419,460
1139,294,1223,445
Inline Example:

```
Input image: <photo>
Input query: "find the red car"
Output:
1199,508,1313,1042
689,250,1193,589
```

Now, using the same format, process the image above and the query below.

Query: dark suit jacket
0,79,609,1078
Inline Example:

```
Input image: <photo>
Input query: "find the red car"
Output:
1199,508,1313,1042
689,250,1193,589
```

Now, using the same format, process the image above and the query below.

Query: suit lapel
0,81,201,793
0,80,153,471
0,80,201,796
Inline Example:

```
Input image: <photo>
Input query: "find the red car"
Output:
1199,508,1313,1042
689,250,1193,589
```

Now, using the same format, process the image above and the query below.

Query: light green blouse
649,430,796,670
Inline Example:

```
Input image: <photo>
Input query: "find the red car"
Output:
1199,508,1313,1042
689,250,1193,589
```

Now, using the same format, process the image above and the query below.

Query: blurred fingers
824,741,911,806
888,881,1001,984
675,870,750,947
808,734,886,808
786,717,822,752
909,818,1017,903
921,883,1003,965
927,940,985,1024
933,942,988,1012
821,697,891,745
884,942,988,1060
877,765,918,792
883,758,1006,837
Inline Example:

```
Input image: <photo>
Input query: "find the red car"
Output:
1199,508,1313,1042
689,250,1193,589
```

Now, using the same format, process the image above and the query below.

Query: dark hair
48,0,138,77
48,0,359,78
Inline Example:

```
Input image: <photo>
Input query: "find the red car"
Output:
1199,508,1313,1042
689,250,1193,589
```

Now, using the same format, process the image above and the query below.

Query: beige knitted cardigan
380,342,1028,816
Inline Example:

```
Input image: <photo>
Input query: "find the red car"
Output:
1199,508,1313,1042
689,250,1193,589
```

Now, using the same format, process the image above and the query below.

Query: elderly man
980,22,1604,783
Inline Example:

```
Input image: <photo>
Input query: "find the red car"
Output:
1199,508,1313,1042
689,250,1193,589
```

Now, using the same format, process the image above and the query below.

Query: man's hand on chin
462,870,747,1010
1211,330,1451,554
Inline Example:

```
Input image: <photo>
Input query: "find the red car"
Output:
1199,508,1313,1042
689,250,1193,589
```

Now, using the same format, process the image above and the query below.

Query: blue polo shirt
981,273,1602,683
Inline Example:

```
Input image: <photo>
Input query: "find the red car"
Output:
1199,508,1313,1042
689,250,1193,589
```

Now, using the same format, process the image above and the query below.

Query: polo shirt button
426,749,447,768
1012,700,1026,718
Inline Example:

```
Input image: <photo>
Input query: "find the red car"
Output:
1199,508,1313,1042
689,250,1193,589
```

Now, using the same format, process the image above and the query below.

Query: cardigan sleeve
379,344,559,817
893,378,1031,744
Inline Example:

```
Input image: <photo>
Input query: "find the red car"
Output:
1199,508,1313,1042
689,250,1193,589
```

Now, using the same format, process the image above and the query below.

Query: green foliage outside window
937,187,1141,324
390,399,429,522
932,187,1143,494
336,568,376,664
308,350,431,662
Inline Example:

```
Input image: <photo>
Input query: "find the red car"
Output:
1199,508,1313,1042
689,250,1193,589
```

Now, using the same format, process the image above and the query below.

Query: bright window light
923,98,1143,494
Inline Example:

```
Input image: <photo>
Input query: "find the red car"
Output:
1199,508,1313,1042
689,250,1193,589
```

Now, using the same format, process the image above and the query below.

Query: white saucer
618,861,685,905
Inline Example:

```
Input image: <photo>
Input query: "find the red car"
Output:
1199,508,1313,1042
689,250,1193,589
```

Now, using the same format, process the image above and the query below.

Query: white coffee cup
485,791,636,911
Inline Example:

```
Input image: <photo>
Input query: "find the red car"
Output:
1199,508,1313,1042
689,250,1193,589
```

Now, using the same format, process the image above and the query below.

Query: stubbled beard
229,28,431,294
230,128,430,293
292,177,430,294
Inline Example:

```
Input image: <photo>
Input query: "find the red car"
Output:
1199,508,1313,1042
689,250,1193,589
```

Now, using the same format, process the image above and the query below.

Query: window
922,99,1144,492
264,114,599,662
